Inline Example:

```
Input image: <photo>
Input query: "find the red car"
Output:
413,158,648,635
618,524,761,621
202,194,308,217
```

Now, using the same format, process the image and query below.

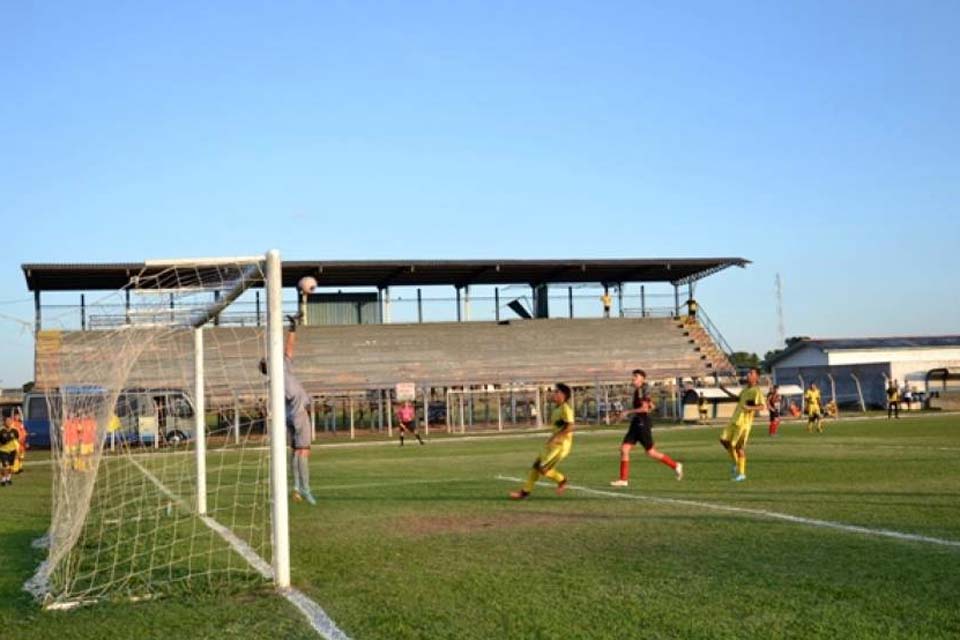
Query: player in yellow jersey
510,384,575,499
886,380,900,419
718,368,764,482
804,383,823,433
0,417,19,487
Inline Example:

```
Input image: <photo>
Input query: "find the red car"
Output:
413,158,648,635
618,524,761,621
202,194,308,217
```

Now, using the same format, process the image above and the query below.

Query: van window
28,396,50,420
165,395,194,418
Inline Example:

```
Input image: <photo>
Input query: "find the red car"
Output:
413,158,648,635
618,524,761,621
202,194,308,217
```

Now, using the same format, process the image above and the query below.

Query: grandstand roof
22,258,749,291
767,336,960,367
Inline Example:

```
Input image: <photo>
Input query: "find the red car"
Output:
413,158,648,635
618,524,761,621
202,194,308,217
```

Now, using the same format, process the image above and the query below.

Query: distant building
767,336,960,408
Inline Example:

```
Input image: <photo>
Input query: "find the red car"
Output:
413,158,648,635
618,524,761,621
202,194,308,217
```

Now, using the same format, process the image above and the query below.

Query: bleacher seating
36,317,733,395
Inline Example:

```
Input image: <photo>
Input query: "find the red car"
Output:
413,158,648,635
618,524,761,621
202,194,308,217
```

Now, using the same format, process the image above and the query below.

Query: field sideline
1,415,958,639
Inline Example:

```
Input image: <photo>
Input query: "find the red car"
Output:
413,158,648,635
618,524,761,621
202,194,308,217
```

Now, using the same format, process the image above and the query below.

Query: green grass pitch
1,415,958,639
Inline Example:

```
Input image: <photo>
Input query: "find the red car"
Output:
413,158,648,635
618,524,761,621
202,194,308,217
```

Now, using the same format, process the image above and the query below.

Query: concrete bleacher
683,321,735,373
36,317,732,395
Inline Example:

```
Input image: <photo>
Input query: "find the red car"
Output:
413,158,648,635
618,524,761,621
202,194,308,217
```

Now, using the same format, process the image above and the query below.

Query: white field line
495,475,960,550
312,478,456,491
127,457,351,640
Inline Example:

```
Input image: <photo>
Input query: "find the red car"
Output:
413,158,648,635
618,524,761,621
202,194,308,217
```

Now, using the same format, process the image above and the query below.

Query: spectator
0,417,18,486
886,380,900,419
601,288,613,318
902,383,913,411
698,393,710,424
10,413,26,474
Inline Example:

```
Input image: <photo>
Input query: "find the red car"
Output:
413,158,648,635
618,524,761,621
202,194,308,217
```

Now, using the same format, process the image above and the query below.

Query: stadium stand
35,317,731,395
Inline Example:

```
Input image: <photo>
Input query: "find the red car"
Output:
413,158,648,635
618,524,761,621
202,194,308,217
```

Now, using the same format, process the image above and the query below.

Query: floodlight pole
266,249,291,589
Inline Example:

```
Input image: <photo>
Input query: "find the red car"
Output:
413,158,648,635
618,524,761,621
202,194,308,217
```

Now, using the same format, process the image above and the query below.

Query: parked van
23,388,194,449
114,388,195,446
23,392,56,449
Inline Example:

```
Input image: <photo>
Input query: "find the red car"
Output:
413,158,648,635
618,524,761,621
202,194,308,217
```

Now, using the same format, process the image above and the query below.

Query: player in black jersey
610,370,683,487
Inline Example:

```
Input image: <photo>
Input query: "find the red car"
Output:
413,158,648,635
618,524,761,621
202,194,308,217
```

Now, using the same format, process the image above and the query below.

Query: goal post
26,250,291,606
265,249,290,588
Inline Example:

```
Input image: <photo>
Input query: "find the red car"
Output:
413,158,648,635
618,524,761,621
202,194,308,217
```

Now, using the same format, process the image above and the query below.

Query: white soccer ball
298,276,318,295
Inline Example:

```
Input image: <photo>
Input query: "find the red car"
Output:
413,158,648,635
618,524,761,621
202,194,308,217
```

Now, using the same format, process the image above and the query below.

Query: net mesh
27,259,280,607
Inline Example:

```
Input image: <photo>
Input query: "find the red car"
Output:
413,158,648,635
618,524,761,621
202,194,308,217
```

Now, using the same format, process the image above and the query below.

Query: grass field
2,415,959,639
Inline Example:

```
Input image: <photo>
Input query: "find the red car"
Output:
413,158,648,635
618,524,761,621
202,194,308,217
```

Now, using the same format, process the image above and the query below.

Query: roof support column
34,290,41,334
568,287,574,319
617,283,624,318
464,285,471,322
533,284,549,319
640,285,646,318
494,288,500,322
417,288,423,323
80,294,86,331
455,286,462,322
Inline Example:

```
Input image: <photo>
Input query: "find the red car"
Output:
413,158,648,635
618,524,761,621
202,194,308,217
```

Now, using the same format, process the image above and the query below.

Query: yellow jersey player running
510,384,574,500
718,368,764,482
805,382,823,433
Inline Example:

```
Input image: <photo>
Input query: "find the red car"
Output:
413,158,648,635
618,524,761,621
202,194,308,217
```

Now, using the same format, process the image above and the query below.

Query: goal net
26,252,290,608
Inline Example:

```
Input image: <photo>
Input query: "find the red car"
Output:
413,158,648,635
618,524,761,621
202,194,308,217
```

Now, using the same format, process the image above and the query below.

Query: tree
729,351,761,371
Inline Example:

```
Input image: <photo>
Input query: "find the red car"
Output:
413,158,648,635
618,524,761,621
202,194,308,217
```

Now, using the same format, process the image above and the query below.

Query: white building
768,336,960,408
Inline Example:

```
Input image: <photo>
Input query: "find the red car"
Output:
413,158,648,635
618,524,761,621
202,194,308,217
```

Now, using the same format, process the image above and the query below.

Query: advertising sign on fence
395,382,416,402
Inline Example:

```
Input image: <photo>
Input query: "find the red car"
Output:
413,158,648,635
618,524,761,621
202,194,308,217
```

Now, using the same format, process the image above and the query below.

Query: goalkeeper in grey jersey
261,314,316,505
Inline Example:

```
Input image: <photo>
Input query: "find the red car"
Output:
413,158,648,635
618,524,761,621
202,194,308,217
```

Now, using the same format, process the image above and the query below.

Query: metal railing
695,305,735,357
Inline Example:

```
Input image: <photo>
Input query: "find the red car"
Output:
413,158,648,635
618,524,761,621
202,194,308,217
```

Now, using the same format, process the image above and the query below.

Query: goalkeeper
261,314,316,505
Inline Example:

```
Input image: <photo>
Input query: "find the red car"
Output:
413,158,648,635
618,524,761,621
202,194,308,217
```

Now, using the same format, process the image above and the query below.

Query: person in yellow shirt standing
718,368,764,482
804,383,823,433
685,298,698,324
886,380,900,419
601,289,613,318
510,384,575,499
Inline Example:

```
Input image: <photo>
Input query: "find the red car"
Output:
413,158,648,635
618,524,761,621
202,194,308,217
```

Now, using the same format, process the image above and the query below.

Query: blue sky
1,1,958,385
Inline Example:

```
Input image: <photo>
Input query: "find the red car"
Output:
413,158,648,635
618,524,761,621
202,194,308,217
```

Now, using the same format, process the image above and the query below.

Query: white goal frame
165,249,290,588
28,249,291,604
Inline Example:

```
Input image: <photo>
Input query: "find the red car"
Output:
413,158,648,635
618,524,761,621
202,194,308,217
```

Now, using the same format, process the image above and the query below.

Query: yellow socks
523,467,540,493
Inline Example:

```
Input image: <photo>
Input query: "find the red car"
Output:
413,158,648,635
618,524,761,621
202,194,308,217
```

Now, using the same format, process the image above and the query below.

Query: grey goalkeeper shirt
283,355,311,418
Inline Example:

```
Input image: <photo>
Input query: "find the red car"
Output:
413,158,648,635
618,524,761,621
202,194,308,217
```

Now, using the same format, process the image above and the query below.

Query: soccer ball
298,276,318,295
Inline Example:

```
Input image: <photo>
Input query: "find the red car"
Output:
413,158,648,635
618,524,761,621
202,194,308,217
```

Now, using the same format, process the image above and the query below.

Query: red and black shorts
623,415,654,451
400,420,417,433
